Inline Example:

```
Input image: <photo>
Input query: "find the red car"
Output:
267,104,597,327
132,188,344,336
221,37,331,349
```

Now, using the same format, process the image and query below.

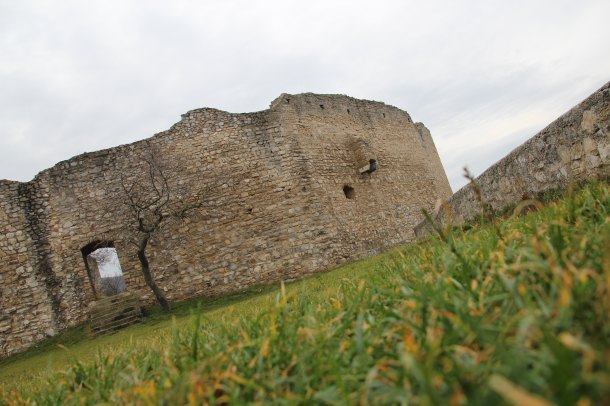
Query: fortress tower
0,93,451,357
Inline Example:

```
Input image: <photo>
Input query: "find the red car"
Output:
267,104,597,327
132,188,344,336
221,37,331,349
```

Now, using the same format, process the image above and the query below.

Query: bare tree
120,145,204,312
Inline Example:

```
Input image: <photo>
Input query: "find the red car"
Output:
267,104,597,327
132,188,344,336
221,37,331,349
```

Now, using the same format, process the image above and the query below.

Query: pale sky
1,0,609,191
89,248,123,278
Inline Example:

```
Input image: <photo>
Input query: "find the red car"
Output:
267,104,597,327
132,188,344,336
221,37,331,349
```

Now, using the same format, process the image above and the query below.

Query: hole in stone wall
382,113,386,118
81,241,126,298
320,104,325,109
347,109,350,114
343,185,355,199
286,98,290,104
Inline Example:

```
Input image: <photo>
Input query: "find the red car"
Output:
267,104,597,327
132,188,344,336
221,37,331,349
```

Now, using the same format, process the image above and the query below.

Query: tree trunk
137,233,170,312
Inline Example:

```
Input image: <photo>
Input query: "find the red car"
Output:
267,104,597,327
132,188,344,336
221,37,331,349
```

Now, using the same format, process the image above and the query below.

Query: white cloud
1,0,609,191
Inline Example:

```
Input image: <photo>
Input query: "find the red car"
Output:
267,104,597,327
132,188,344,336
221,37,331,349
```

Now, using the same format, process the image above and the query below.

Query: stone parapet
415,81,609,237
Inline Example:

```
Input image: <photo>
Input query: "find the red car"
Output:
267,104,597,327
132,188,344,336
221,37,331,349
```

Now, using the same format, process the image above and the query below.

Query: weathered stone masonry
0,93,452,357
415,81,610,236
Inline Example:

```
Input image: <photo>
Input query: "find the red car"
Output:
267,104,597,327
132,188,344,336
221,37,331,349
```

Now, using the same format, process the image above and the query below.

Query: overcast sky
1,0,609,191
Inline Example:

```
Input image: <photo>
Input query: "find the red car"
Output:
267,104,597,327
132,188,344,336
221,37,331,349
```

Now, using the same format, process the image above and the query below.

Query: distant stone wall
415,81,609,237
0,93,452,358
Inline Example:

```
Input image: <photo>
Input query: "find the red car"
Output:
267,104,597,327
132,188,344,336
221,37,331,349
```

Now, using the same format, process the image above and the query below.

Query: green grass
1,182,609,405
0,284,280,385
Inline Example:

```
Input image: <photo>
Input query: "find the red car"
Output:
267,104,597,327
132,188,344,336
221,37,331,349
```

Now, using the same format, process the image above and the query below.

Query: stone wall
0,181,58,349
0,93,452,358
415,80,609,237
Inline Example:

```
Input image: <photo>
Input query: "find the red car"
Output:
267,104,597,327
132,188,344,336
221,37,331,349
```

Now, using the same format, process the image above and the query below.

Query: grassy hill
1,182,609,405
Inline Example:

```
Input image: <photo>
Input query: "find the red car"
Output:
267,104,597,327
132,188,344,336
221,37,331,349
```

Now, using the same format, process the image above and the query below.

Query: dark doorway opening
81,241,126,298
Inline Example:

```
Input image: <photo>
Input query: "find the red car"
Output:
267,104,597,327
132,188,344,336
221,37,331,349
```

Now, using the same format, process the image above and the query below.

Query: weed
463,166,507,245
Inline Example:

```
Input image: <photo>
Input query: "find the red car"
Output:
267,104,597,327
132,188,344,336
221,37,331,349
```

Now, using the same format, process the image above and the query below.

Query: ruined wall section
149,107,339,295
273,93,452,259
0,93,452,358
414,81,609,237
447,81,609,225
0,181,58,356
33,107,323,314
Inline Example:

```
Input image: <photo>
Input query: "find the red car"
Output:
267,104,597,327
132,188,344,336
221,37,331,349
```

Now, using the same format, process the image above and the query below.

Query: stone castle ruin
0,93,452,357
